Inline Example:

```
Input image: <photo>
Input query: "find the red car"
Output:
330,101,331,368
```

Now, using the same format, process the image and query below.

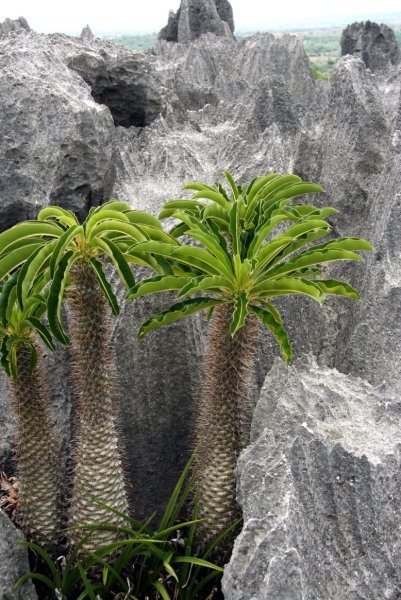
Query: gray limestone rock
341,21,400,72
0,29,114,226
0,511,37,599
159,0,234,43
0,17,30,37
79,25,94,41
222,355,401,599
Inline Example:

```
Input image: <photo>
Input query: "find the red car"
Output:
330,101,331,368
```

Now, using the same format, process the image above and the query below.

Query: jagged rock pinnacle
341,21,400,72
159,0,234,43
80,24,94,41
0,17,30,37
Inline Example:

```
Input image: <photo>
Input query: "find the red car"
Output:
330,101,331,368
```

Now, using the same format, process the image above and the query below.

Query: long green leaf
37,206,78,226
230,291,249,336
130,242,226,278
16,541,61,587
191,190,231,211
124,209,163,230
158,452,196,531
224,171,239,199
263,248,363,280
0,221,62,255
203,204,230,229
127,275,189,300
255,228,330,274
18,240,57,306
159,199,205,219
0,272,18,326
186,229,233,277
251,304,292,363
312,279,361,299
90,259,120,316
229,202,240,255
85,209,130,236
94,200,131,213
92,237,136,289
138,298,224,339
253,277,325,302
177,274,232,298
13,572,55,591
153,580,172,600
0,244,44,280
50,224,83,276
264,182,324,208
246,173,281,202
47,250,75,344
27,317,56,351
247,212,299,259
173,556,224,572
88,220,147,243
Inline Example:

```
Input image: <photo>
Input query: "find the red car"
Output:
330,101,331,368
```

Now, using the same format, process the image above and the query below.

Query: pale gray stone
0,17,30,37
341,21,400,72
79,25,94,41
222,356,401,599
159,0,234,43
0,511,37,599
0,29,114,226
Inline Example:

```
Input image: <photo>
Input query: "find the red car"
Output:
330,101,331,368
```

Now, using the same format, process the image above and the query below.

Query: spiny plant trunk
10,344,61,551
194,304,260,552
67,260,128,551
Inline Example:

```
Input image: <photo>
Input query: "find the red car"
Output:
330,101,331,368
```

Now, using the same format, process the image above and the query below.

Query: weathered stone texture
341,20,400,72
0,30,114,226
222,356,401,599
0,511,37,599
159,0,234,43
0,16,30,37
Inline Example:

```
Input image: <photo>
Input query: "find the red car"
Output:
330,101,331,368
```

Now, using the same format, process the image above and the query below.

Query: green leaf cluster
0,201,176,373
128,172,372,363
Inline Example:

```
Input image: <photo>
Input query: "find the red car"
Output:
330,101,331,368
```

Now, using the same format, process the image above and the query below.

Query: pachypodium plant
0,262,60,550
126,172,372,549
33,201,176,551
0,201,177,552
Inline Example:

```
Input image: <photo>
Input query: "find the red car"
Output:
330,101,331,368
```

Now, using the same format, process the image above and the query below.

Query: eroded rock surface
0,511,37,599
0,16,30,37
159,0,234,43
80,25,94,41
0,29,114,225
223,356,401,599
341,21,400,72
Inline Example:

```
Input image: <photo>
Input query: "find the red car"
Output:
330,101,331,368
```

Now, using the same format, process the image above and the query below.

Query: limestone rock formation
0,511,37,598
222,356,401,599
0,29,115,226
341,21,400,72
159,0,234,43
0,16,30,37
79,24,94,41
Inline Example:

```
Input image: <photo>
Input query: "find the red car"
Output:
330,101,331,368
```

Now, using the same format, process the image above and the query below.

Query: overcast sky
1,0,400,35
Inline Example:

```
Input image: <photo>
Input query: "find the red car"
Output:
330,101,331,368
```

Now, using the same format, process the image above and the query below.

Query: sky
1,0,401,35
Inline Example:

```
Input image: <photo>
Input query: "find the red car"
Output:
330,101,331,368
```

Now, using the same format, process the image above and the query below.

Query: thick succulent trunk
67,260,128,551
11,344,61,551
194,304,260,548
